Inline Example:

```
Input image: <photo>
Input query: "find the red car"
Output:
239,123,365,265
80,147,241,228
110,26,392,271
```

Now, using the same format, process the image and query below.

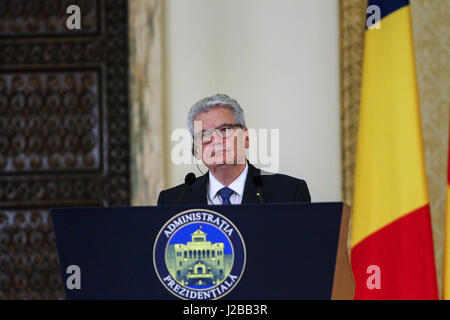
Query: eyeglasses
194,123,243,144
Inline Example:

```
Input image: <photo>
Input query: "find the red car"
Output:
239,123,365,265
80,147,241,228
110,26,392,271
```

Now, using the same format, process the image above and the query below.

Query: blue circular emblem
153,209,246,300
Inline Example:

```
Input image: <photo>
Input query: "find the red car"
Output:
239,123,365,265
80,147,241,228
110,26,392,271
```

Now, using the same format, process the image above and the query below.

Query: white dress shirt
207,163,249,205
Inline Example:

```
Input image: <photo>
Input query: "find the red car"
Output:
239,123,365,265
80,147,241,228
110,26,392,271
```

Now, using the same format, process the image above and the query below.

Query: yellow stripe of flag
351,5,429,247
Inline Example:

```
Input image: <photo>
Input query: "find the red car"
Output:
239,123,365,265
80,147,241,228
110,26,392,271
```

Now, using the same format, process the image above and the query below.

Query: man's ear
244,128,249,149
193,142,202,160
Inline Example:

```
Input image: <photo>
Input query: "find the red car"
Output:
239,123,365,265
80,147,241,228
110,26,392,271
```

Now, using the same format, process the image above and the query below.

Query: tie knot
218,187,234,204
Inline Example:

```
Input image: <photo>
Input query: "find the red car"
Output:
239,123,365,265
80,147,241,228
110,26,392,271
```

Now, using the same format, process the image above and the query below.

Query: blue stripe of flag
367,0,409,21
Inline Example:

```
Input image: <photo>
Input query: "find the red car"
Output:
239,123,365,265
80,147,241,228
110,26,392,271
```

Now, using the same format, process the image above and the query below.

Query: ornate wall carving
411,0,450,297
339,0,366,206
0,0,130,299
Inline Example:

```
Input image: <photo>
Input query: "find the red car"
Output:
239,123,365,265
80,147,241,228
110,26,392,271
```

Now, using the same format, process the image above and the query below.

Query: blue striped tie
218,187,234,205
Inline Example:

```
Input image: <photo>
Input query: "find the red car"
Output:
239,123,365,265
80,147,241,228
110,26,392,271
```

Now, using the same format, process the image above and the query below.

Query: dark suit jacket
157,163,311,205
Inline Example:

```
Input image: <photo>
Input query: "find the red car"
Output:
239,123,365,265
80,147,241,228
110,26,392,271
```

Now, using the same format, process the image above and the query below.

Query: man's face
193,107,249,169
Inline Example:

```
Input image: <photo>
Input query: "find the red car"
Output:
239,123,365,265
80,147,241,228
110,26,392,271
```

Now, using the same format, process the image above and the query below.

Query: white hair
187,94,246,136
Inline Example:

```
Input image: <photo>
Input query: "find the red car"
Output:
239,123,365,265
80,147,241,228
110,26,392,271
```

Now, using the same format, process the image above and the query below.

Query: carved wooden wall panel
0,0,130,299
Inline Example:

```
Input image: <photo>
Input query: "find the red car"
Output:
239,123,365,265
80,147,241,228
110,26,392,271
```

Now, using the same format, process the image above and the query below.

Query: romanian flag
350,0,438,299
444,107,450,300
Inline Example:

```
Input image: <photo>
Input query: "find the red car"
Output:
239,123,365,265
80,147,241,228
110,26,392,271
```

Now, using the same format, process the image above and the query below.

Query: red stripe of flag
351,205,438,299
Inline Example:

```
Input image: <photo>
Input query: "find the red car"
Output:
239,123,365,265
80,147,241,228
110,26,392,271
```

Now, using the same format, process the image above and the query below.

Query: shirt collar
208,162,249,199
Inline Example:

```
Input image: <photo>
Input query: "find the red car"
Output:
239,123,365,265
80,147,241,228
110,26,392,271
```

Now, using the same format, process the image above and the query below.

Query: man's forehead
193,120,231,132
194,107,235,127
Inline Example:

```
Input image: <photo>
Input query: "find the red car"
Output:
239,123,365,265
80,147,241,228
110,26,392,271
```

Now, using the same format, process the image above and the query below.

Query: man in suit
157,94,311,205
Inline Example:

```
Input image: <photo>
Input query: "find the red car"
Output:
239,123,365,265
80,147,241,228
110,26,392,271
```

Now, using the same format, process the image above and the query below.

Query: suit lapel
187,173,208,205
242,163,262,204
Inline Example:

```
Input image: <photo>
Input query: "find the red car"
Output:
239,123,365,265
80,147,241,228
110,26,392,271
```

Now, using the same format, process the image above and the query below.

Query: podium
51,202,354,300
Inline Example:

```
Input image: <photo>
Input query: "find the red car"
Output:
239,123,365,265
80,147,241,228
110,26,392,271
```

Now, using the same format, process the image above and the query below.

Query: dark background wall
0,0,130,299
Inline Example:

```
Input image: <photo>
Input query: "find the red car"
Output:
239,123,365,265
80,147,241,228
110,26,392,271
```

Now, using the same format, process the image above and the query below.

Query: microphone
176,172,196,205
252,175,264,204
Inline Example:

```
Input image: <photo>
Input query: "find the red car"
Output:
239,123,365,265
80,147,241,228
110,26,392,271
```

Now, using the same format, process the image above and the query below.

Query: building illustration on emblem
166,226,233,287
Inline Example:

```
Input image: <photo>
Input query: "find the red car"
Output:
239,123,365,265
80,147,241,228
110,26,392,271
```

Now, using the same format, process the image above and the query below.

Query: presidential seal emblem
153,209,246,300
